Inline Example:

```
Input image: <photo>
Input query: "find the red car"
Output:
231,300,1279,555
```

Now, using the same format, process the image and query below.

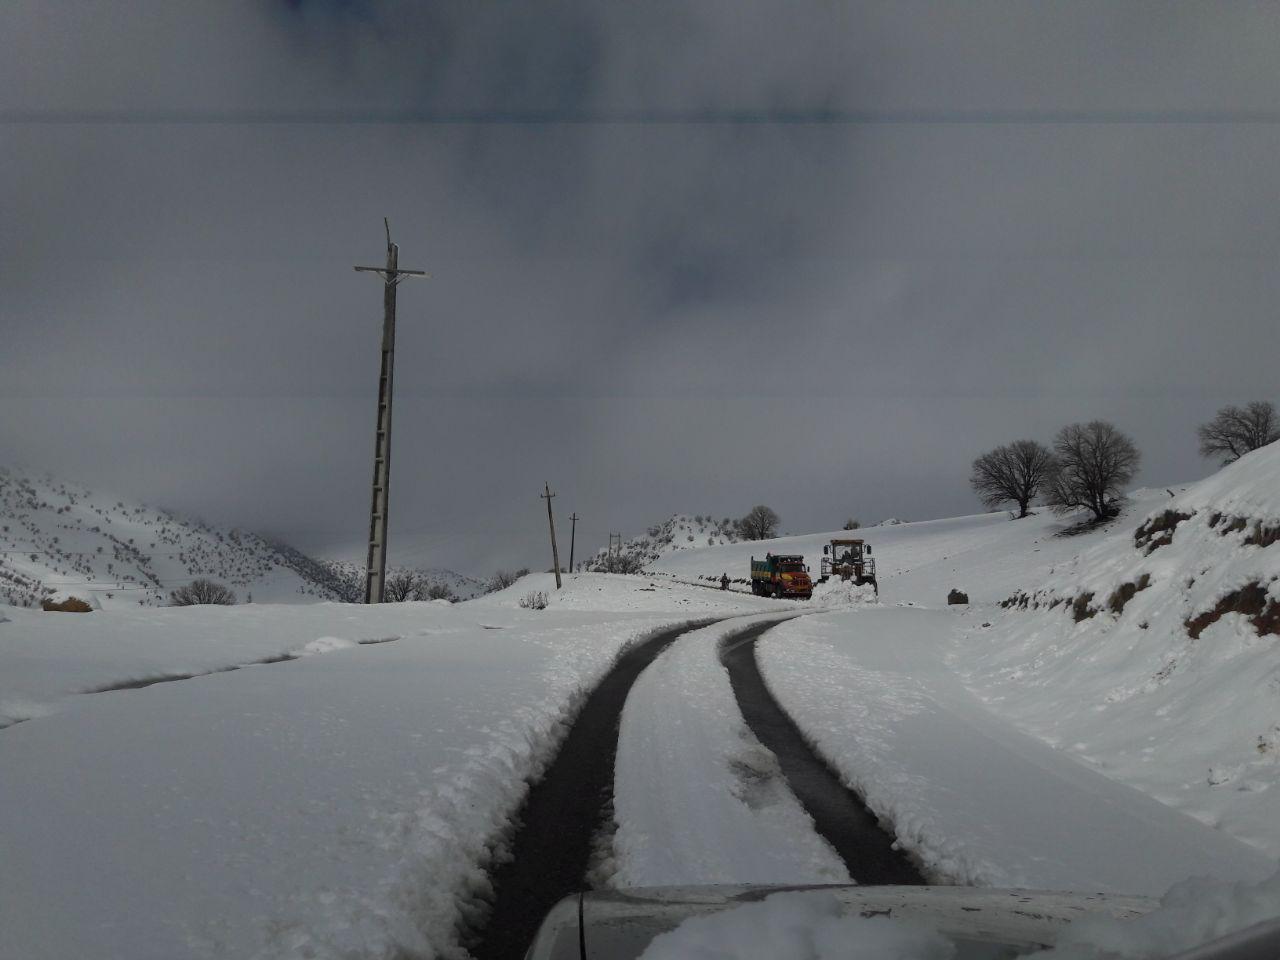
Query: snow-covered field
0,576,770,960
3,444,1279,958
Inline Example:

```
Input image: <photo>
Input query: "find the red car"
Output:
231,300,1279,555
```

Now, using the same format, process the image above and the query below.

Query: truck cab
749,553,813,599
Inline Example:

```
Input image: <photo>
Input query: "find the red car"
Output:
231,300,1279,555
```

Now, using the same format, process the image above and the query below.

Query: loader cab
819,539,878,593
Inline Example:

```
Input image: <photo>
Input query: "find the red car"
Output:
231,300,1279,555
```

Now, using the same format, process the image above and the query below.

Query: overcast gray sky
3,1,1278,575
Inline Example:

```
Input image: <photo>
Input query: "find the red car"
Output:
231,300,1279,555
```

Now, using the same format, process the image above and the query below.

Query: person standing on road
720,573,730,590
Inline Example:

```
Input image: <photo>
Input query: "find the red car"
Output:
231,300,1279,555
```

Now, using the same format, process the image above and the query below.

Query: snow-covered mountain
0,467,351,609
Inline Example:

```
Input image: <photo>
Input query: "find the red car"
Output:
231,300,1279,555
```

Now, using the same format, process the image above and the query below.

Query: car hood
524,884,1157,960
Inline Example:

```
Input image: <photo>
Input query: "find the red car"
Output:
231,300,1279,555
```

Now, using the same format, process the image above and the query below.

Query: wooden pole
569,513,578,573
542,482,563,589
355,220,425,603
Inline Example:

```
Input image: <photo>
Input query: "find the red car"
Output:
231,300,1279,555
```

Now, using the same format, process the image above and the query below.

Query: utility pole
355,219,426,604
568,513,578,573
541,483,563,589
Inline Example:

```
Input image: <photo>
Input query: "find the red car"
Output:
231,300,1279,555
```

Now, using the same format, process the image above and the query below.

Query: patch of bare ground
1185,579,1280,640
1071,591,1097,622
1209,513,1280,548
1003,577,1152,622
1134,510,1194,555
1107,574,1152,615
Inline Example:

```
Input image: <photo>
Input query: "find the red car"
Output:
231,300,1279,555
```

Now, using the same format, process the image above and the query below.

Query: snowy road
612,614,893,887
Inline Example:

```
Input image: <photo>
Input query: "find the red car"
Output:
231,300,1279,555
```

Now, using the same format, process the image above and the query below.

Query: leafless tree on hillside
736,505,780,541
420,582,454,601
1044,421,1141,522
1197,401,1279,466
969,439,1056,518
169,579,237,606
383,570,420,603
487,569,520,592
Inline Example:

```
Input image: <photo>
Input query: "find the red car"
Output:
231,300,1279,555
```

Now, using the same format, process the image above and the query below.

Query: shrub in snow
41,595,93,613
168,579,236,606
518,591,548,610
947,589,969,605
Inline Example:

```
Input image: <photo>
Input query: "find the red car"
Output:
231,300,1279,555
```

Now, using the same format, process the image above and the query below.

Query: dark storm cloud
3,2,1279,575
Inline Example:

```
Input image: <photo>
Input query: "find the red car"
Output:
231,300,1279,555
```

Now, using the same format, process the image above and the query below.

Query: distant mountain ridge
0,467,482,608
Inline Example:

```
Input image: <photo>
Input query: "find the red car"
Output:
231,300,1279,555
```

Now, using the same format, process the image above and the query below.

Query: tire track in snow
720,620,926,885
467,618,719,960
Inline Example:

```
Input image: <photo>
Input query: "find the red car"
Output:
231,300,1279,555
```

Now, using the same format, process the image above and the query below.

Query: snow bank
809,578,878,608
639,891,953,960
612,616,849,887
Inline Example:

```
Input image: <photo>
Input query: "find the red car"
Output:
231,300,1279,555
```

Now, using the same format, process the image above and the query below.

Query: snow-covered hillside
646,489,1186,605
588,514,740,570
0,467,347,608
958,443,1280,854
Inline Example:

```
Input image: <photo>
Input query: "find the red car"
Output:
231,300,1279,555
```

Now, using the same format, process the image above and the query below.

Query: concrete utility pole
568,513,578,573
355,219,426,604
542,483,563,589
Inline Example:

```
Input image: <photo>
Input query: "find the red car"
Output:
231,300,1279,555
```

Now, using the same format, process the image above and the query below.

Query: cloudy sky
3,2,1278,575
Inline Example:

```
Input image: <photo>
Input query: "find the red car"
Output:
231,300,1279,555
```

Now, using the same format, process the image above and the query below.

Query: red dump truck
749,553,813,599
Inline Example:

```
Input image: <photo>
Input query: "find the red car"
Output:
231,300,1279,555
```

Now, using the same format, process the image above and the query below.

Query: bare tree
169,579,236,606
736,505,780,541
842,518,861,530
969,439,1056,518
591,552,645,574
420,582,454,601
1197,401,1279,466
383,570,420,603
487,569,519,592
1044,421,1141,522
